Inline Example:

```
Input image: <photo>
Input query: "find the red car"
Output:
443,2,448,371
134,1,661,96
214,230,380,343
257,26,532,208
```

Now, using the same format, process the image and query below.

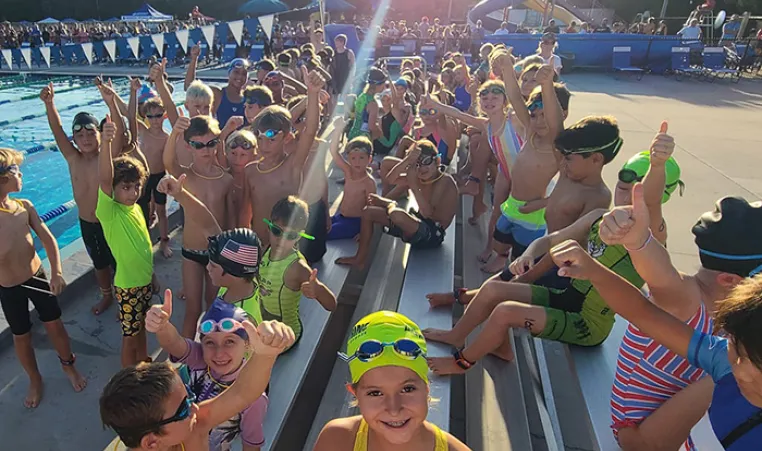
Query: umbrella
37,17,60,24
239,0,290,15
309,0,355,12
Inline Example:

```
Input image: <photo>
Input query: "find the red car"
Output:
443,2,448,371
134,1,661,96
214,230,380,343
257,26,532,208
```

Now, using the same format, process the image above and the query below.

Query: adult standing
329,34,355,96
185,44,249,127
594,18,612,33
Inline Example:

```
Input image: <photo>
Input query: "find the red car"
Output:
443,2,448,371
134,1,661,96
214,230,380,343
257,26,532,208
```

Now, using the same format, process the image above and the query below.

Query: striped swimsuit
611,301,714,450
487,117,522,181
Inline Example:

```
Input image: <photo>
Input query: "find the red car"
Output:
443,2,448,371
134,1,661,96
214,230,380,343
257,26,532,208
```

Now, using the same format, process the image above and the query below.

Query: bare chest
184,175,231,220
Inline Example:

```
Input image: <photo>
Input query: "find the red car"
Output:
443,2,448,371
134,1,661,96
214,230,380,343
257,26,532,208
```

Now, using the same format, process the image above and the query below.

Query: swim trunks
493,195,547,256
115,284,152,337
137,171,168,228
384,208,446,249
0,267,62,336
79,218,116,271
182,247,210,267
327,213,362,240
299,199,328,265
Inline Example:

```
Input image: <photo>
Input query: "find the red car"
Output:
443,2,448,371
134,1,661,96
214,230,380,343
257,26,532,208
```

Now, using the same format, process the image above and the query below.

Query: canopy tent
37,17,60,24
309,0,355,12
239,0,291,15
121,3,173,22
61,18,79,23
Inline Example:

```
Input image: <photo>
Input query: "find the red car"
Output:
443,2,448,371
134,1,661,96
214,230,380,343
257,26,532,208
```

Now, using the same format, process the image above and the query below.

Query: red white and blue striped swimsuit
611,301,714,450
487,117,523,181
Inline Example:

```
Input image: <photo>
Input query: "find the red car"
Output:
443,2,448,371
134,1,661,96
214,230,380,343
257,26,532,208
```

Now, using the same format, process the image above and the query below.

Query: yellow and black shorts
116,285,153,337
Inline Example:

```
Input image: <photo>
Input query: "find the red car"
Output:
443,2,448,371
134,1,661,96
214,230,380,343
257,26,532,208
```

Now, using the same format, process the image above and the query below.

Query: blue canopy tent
309,0,355,12
62,18,78,23
239,0,291,15
121,3,173,22
37,17,60,24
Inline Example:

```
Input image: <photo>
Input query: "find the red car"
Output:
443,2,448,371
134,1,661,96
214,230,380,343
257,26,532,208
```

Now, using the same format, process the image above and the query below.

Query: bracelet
624,230,653,252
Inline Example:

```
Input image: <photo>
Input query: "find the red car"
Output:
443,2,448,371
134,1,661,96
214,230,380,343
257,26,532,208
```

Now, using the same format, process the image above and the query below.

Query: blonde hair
225,130,258,154
0,148,23,181
476,80,509,116
185,80,214,105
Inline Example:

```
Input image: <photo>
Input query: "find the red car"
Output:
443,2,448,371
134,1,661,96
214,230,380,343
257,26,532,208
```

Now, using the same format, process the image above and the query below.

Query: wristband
625,230,653,252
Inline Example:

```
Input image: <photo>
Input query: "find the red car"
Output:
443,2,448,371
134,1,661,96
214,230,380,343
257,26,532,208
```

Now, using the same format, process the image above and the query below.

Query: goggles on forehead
73,123,98,132
199,318,243,335
527,100,544,113
338,339,425,363
479,86,506,97
228,138,254,151
558,137,623,156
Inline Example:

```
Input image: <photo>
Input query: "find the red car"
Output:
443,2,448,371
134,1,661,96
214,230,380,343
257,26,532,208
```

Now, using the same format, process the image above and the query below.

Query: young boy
336,140,458,269
164,113,235,338
243,85,275,126
129,78,172,259
259,196,337,348
96,116,153,367
327,119,377,241
223,130,258,226
550,190,762,450
0,148,86,408
40,82,115,316
239,67,324,249
100,322,295,451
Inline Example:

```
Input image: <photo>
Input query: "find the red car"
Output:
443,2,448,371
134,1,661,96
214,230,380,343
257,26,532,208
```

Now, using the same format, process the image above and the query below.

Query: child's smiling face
201,331,247,376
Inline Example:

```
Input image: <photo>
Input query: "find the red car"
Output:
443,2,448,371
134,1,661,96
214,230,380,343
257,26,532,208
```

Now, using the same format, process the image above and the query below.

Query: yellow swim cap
344,311,429,384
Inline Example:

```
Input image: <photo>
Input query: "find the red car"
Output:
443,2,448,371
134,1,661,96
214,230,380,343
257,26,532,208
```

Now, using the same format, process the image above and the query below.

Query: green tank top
571,218,645,324
348,92,373,140
258,248,304,340
219,286,262,325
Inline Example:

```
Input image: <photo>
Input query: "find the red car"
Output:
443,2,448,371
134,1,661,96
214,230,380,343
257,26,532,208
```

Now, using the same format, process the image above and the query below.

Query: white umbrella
37,17,60,24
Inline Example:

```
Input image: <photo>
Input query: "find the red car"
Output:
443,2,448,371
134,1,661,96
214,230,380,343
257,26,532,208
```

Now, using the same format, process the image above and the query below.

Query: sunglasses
479,86,506,97
337,339,425,363
145,113,164,119
187,137,221,149
256,129,283,141
419,108,438,116
228,139,254,151
72,123,98,132
263,218,315,241
199,318,243,334
416,155,436,167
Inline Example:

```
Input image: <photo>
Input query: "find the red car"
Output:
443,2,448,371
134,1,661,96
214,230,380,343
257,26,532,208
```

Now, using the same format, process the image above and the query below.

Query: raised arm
128,77,141,147
40,83,79,160
535,65,564,138
328,118,352,174
642,121,673,244
151,59,179,126
98,116,116,196
293,67,323,168
497,51,531,129
97,79,127,156
163,109,189,178
422,94,487,131
184,42,200,91
281,71,307,94
386,144,418,185
144,290,191,358
389,83,410,128
157,174,222,238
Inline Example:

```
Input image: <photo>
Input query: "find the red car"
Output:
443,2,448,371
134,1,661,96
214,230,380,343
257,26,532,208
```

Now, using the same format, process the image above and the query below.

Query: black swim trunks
299,199,328,265
0,267,62,336
137,171,168,227
79,218,116,271
385,208,446,249
182,248,209,267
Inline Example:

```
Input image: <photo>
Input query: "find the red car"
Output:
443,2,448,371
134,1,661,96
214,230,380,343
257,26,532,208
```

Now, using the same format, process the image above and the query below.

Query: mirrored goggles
72,123,98,132
479,86,506,97
337,339,425,363
187,137,221,149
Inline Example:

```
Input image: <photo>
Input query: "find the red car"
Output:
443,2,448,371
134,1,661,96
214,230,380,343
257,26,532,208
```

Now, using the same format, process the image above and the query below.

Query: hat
367,67,387,85
393,78,409,89
228,58,251,74
206,228,262,278
345,311,428,384
72,112,99,132
620,151,683,203
200,299,249,340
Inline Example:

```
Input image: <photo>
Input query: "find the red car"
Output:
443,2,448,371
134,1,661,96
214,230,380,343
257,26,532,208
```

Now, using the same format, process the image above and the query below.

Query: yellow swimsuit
353,419,448,451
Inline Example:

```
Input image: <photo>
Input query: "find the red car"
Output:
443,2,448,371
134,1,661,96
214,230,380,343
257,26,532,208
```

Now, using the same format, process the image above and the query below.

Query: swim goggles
419,108,438,116
263,218,315,241
257,129,283,141
132,383,196,433
417,155,437,167
528,101,544,113
338,338,426,363
0,164,20,175
145,113,164,119
559,137,624,156
187,137,221,149
72,123,98,132
228,138,254,151
479,86,506,97
199,318,244,334
618,168,685,195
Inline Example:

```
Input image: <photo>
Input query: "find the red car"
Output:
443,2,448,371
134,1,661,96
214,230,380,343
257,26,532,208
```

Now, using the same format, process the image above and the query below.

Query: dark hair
183,116,221,142
277,53,291,65
346,136,373,156
416,139,438,157
113,155,148,188
285,94,306,110
244,85,274,107
442,60,456,70
253,105,292,133
300,43,315,53
526,82,571,112
256,59,275,72
287,48,300,60
271,195,309,231
554,115,621,164
714,275,762,368
100,362,177,449
302,49,315,59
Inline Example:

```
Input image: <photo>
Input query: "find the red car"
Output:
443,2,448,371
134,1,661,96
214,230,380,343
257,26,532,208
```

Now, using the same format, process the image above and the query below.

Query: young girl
146,295,268,451
347,67,386,141
314,311,470,451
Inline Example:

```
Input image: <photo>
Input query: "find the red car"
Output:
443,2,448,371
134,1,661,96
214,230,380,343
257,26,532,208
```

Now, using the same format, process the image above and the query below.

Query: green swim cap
345,311,428,384
619,151,684,203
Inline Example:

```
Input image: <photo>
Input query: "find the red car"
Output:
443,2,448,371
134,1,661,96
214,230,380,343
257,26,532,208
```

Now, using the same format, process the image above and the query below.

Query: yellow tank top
353,419,448,451
220,286,262,325
258,248,304,340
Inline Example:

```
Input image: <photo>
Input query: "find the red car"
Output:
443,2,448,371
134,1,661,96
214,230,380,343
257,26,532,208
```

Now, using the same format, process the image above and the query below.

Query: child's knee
388,209,409,225
493,301,521,326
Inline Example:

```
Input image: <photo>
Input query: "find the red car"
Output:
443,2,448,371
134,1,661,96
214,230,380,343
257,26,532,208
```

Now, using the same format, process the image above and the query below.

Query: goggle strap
562,137,623,155
698,248,762,260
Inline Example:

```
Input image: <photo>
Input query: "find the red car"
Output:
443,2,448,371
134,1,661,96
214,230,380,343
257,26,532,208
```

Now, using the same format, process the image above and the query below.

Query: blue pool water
0,75,187,259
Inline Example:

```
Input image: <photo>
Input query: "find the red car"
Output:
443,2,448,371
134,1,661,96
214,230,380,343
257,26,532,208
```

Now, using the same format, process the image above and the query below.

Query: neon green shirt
95,188,153,288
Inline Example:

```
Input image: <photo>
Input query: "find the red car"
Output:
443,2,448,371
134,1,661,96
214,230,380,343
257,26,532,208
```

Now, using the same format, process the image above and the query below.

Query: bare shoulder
314,416,360,451
444,430,471,451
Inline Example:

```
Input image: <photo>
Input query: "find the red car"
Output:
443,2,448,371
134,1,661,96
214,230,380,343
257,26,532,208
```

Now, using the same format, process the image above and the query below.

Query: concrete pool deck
0,72,761,450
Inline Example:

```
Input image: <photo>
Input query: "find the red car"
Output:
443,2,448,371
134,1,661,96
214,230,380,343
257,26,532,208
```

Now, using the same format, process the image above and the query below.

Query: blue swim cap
228,58,251,74
200,300,249,340
138,85,158,104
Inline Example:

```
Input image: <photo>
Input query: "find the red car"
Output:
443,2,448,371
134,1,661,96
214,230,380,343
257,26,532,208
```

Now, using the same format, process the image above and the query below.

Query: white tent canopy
121,3,173,23
37,17,60,24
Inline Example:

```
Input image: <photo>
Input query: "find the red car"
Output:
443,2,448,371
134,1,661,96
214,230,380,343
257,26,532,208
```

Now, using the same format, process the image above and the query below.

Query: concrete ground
0,73,761,451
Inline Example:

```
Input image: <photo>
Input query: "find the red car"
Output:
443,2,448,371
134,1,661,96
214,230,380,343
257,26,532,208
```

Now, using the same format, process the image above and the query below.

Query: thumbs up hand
649,121,674,167
300,268,321,299
599,183,652,250
145,289,174,333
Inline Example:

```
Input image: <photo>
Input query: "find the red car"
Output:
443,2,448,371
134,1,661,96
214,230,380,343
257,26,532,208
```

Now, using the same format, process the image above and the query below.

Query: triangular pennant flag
40,46,51,67
151,33,164,57
20,48,32,68
201,25,215,47
228,20,244,46
175,29,189,54
103,40,116,62
81,42,93,64
128,36,140,59
1,49,13,69
259,15,275,42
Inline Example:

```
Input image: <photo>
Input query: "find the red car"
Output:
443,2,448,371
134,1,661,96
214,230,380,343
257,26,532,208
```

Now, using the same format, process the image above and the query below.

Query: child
96,116,154,367
239,67,324,249
224,130,259,224
164,113,235,338
550,192,762,450
129,78,172,259
314,311,470,451
259,196,337,348
347,67,385,141
327,119,377,241
40,82,115,316
0,148,86,408
100,321,294,451
336,140,458,269
145,293,268,451
243,85,274,126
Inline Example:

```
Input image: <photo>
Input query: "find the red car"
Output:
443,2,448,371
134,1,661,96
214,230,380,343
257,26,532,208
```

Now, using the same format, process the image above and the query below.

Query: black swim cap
692,196,762,277
208,228,262,278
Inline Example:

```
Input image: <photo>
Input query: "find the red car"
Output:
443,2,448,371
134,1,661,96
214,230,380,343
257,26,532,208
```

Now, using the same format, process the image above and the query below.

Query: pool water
0,75,188,259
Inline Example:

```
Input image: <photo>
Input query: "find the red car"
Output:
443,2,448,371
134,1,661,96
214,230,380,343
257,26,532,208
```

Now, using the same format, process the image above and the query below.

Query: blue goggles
337,339,425,363
257,129,283,140
228,58,250,74
528,101,544,114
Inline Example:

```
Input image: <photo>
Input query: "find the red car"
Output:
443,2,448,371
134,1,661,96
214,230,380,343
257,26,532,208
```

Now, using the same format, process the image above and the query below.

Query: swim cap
345,311,428,384
367,67,387,85
72,112,99,131
620,151,683,203
200,299,249,340
138,85,158,104
394,78,409,89
208,228,262,278
692,197,762,277
228,58,251,74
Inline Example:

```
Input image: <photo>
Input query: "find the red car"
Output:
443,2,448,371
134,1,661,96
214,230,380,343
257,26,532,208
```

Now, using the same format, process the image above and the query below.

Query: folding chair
249,44,265,62
702,47,741,83
421,44,437,68
612,46,645,80
222,44,237,63
670,46,702,80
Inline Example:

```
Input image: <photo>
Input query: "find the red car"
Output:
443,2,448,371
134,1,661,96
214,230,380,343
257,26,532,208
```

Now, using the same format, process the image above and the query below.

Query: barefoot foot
468,201,488,226
160,240,173,259
422,328,465,348
426,293,457,309
427,357,468,375
480,255,507,274
91,294,113,316
477,249,494,264
62,365,87,392
335,256,366,270
24,379,43,408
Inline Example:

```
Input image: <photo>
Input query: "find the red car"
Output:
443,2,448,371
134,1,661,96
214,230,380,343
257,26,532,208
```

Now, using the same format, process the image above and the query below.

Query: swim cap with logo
620,150,684,203
346,311,428,384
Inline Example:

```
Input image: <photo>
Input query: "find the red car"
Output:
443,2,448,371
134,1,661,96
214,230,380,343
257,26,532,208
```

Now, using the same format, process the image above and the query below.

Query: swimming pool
0,74,187,259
